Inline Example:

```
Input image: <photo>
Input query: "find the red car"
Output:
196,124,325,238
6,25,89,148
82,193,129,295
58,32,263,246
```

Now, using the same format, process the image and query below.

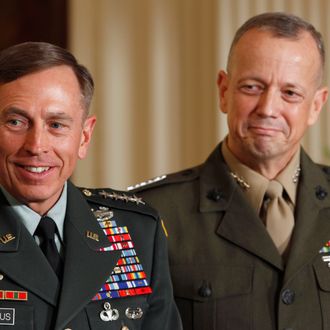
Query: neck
247,160,289,180
226,142,299,180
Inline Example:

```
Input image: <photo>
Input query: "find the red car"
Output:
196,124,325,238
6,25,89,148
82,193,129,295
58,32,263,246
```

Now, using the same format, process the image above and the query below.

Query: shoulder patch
127,165,201,193
78,187,158,220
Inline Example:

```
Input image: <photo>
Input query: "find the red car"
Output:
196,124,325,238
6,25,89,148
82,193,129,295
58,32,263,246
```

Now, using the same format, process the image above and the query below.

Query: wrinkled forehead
228,29,323,83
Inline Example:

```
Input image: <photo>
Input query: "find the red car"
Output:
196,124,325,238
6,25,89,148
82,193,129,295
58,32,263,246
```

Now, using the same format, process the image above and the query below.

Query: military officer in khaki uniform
130,13,330,329
0,42,182,329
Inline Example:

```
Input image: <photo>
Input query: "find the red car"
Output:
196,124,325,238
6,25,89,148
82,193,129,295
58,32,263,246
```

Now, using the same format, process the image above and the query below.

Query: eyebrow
2,107,31,119
2,107,74,122
237,77,306,91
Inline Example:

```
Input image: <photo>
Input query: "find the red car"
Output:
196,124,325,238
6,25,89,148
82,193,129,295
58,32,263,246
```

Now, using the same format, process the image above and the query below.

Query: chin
15,186,57,203
246,140,280,159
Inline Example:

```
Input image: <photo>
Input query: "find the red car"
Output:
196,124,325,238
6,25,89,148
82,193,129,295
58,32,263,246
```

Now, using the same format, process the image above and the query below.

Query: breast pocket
314,256,330,329
0,303,33,329
171,264,253,330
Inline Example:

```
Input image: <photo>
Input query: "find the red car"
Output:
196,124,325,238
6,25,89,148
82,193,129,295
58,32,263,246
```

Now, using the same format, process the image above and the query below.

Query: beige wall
69,0,330,190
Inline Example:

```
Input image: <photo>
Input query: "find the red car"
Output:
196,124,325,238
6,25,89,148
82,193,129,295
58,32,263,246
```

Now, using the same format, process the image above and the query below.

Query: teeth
24,166,50,173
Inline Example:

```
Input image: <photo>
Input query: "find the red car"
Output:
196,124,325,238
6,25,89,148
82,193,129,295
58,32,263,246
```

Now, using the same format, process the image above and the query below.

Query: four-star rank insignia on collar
92,207,152,301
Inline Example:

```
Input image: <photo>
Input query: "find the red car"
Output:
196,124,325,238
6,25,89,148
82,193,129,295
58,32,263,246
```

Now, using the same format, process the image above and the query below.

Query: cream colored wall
69,0,330,190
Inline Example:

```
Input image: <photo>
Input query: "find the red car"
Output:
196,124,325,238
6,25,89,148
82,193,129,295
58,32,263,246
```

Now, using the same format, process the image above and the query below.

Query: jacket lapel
55,182,121,329
0,192,59,305
284,150,330,283
200,145,283,269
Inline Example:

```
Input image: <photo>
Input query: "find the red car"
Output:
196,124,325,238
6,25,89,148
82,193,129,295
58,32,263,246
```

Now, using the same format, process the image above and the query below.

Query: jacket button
281,289,295,305
198,281,212,298
315,186,328,200
207,188,222,201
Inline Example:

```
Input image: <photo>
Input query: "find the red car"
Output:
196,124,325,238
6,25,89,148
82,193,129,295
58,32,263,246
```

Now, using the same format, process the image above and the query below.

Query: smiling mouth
22,166,50,173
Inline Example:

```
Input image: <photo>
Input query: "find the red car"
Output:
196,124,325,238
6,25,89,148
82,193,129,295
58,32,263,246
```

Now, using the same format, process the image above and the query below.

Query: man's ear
308,86,328,126
217,70,229,114
78,115,96,159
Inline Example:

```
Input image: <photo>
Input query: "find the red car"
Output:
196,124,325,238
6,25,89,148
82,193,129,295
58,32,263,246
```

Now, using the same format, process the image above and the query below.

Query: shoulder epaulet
78,187,159,220
127,165,201,192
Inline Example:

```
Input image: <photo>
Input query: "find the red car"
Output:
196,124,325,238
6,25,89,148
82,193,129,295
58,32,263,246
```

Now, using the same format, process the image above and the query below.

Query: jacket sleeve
142,217,183,330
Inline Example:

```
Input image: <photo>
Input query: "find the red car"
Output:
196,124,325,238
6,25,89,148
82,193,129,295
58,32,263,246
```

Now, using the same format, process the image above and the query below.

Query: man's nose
23,126,49,154
255,90,280,117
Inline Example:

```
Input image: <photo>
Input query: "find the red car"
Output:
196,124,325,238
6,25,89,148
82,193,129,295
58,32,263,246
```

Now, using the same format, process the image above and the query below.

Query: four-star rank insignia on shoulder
92,207,152,301
82,188,145,205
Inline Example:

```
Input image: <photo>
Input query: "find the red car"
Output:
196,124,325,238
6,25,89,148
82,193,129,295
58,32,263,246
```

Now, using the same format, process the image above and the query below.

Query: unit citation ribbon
92,207,152,301
319,240,330,253
0,291,28,301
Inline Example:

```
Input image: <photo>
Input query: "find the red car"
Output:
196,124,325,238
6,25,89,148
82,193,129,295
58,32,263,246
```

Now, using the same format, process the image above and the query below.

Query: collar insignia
0,234,15,244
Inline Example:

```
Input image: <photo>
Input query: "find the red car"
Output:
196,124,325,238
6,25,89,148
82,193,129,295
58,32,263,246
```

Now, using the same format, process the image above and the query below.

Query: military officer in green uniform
130,12,330,329
0,42,182,329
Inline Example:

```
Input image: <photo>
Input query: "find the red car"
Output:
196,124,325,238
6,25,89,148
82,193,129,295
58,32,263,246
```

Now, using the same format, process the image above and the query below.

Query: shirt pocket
171,264,253,330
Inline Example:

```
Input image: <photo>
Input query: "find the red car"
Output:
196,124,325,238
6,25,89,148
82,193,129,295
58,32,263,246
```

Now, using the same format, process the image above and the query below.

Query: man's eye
240,84,263,94
8,119,22,126
283,90,303,102
4,118,28,131
50,122,63,129
285,90,296,96
6,119,26,129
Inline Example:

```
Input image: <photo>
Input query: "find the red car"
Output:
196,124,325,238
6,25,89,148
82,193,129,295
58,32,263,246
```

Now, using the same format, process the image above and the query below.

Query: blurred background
2,0,330,190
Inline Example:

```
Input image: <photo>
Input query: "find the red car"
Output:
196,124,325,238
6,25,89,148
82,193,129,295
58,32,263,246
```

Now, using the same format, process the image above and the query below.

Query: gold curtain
69,0,330,190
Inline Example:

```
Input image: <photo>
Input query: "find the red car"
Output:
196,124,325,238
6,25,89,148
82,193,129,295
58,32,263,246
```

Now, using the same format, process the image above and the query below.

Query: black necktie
35,216,63,278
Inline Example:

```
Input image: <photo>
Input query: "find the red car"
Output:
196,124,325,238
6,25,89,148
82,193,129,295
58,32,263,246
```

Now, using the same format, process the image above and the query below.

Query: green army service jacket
132,144,330,330
0,181,182,330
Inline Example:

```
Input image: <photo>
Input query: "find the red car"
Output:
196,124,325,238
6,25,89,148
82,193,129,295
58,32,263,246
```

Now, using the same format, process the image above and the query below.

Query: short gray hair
0,42,94,115
227,12,325,79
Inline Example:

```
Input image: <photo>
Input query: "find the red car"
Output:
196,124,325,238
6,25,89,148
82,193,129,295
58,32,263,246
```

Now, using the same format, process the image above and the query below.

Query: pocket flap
171,264,253,301
314,257,330,292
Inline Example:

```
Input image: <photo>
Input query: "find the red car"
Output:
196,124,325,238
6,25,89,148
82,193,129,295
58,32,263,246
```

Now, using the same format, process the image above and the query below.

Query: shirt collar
221,140,300,212
276,149,300,205
0,182,67,241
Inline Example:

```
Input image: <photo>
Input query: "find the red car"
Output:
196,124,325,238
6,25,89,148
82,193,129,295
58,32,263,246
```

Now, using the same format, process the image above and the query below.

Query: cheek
227,100,249,127
53,137,82,164
285,106,310,131
0,134,22,157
